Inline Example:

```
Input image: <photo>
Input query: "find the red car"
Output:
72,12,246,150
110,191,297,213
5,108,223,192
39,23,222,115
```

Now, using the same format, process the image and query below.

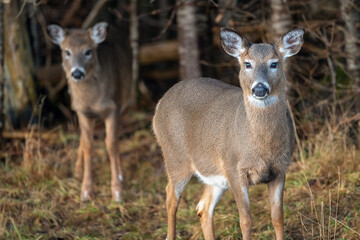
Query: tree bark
4,0,36,128
269,0,292,40
0,2,4,145
270,0,293,79
176,0,201,81
130,0,138,108
340,0,360,107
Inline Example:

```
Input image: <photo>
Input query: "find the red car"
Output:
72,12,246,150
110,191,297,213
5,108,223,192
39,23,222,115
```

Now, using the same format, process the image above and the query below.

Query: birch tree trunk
270,0,292,77
176,0,201,81
340,0,360,109
4,0,36,128
269,0,292,40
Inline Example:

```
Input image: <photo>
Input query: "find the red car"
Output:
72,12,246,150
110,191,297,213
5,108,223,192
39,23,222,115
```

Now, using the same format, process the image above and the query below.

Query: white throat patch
247,95,278,108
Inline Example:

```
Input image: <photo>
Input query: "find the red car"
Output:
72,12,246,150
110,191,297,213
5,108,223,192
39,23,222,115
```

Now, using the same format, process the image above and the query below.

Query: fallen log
140,40,178,65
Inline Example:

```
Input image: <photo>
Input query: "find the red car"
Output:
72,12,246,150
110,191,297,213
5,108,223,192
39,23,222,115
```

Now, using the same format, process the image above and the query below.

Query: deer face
48,22,108,82
221,28,304,108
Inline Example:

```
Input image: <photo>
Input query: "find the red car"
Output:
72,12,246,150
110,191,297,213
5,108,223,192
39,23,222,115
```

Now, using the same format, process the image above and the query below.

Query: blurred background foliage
0,0,359,239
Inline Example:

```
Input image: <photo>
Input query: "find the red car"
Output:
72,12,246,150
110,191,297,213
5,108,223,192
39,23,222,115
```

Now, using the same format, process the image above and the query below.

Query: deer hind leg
165,175,190,240
77,113,95,202
160,137,192,239
196,185,226,240
268,174,285,240
105,111,122,202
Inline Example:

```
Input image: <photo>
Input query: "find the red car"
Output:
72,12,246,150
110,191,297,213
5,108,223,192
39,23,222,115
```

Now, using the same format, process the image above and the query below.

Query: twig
286,100,305,164
328,190,332,239
331,217,360,236
61,0,82,26
326,56,337,123
297,211,326,228
153,6,176,41
299,213,307,240
302,170,320,235
82,0,108,29
14,0,27,20
333,167,340,240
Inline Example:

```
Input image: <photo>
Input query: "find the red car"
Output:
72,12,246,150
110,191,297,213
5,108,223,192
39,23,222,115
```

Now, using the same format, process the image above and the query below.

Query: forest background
0,0,359,239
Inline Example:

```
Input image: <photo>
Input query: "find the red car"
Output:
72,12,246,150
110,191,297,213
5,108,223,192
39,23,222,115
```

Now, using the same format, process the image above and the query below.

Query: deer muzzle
251,82,270,99
71,67,85,81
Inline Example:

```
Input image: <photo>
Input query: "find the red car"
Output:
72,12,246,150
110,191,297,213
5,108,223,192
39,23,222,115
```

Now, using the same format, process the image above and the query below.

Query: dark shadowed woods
0,0,359,239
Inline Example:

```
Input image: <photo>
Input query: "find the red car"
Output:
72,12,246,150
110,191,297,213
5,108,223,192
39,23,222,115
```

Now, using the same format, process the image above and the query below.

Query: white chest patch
247,95,278,108
195,171,229,190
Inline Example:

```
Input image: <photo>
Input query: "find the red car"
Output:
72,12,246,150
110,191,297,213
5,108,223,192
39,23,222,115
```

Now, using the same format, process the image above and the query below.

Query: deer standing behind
48,22,131,202
153,28,304,239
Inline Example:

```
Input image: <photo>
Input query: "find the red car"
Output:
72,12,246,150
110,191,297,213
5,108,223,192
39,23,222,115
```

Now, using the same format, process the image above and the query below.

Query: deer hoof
80,186,93,202
112,187,122,202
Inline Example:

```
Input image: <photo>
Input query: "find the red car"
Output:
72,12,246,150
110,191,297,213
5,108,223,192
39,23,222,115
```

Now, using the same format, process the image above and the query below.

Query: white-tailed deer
153,27,304,239
48,22,131,202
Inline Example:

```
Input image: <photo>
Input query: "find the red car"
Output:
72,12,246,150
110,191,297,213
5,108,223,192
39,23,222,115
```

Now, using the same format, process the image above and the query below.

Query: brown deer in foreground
153,27,304,239
48,22,131,202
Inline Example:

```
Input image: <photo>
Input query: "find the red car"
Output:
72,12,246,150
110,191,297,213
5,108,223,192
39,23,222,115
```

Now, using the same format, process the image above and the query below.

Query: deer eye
270,62,278,69
85,49,92,57
65,50,71,57
244,62,252,69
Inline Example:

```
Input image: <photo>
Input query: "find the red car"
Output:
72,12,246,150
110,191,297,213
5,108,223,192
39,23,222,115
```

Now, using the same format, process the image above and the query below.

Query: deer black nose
71,69,85,80
252,83,269,98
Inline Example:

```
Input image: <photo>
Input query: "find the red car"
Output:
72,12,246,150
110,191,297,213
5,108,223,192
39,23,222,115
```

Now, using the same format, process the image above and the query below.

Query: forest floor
0,111,359,240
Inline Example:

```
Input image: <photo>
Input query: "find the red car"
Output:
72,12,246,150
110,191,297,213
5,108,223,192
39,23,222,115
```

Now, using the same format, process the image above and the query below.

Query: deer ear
220,28,247,58
90,22,108,44
47,24,65,45
277,28,304,59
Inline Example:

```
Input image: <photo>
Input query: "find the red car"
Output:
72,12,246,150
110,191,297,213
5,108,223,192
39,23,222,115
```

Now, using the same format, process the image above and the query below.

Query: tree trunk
176,0,201,81
4,0,36,128
340,0,360,110
269,0,293,78
0,2,4,145
269,0,292,40
130,0,138,108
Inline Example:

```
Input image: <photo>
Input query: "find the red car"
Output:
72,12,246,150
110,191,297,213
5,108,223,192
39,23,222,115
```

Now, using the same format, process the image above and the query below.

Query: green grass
0,112,359,239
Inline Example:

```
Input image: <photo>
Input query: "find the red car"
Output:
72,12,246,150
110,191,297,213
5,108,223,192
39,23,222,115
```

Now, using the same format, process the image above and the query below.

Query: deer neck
240,92,288,148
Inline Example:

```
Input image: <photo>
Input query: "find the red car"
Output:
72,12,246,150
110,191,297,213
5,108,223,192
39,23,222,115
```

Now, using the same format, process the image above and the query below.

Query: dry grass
0,111,359,240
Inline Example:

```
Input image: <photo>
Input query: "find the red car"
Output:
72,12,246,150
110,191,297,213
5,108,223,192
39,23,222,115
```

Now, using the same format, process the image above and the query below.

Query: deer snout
71,68,85,81
251,82,270,99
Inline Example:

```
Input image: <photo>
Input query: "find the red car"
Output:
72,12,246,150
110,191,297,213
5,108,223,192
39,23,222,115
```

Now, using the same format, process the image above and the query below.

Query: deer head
48,22,108,82
220,28,304,108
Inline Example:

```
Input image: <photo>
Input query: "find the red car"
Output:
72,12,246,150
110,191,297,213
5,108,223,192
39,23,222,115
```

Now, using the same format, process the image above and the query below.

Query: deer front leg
228,175,253,240
268,174,286,240
74,137,84,181
105,111,122,202
77,113,95,201
196,185,226,240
